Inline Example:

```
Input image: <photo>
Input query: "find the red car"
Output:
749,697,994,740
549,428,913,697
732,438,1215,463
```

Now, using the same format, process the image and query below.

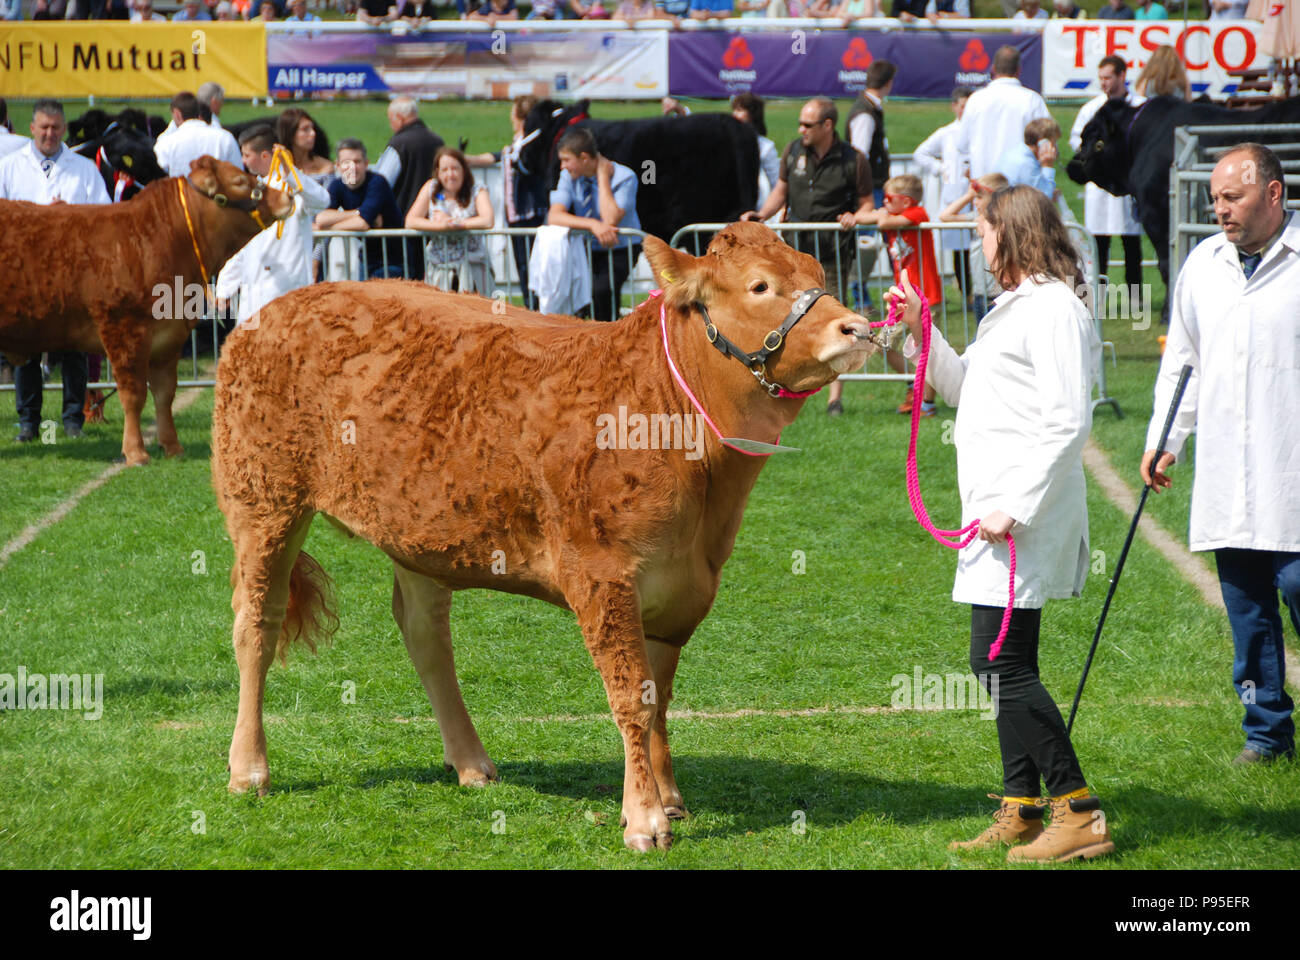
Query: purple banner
669,31,1041,100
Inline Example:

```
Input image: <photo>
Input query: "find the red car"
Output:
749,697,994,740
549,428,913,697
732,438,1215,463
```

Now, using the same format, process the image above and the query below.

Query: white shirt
0,141,110,205
916,276,1100,607
956,76,1051,181
154,118,241,178
215,171,331,326
847,91,886,169
756,134,779,210
0,130,29,159
158,114,223,140
1145,211,1300,553
372,146,401,188
913,118,972,251
1069,91,1142,236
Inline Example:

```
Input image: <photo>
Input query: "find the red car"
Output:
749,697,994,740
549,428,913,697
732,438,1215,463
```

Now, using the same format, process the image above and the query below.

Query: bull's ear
643,235,713,312
188,155,220,195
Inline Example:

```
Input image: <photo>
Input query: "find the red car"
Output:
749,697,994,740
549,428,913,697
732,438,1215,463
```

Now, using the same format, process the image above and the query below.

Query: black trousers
970,604,1087,798
15,352,87,433
952,249,972,299
589,244,640,323
1096,234,1143,297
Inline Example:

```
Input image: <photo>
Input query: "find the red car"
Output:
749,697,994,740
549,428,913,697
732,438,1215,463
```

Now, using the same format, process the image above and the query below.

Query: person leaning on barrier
0,97,109,444
406,147,495,295
215,125,330,330
546,126,641,322
741,96,873,418
1142,143,1300,766
316,138,405,280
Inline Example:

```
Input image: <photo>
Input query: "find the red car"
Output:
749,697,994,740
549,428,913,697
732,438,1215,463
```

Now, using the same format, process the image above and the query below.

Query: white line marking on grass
1083,438,1300,691
0,390,205,573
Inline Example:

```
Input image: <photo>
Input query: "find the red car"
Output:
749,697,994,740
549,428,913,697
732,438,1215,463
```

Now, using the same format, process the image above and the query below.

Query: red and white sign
1042,19,1267,98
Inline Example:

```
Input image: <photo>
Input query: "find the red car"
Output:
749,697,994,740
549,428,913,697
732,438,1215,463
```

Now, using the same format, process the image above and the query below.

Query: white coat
955,77,1051,181
913,119,972,252
915,276,1101,608
1069,92,1142,237
528,224,592,316
1146,211,1300,553
0,130,29,160
154,118,241,178
215,172,331,327
0,141,110,205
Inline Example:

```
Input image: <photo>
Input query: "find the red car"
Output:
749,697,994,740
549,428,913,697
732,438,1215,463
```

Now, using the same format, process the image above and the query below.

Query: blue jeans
1215,548,1300,758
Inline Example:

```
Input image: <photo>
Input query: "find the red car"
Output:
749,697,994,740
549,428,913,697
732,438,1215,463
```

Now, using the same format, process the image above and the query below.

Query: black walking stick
1066,363,1193,735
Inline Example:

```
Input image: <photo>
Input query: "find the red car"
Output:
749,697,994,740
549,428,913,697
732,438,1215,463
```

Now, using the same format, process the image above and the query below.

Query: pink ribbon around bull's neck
881,286,1016,661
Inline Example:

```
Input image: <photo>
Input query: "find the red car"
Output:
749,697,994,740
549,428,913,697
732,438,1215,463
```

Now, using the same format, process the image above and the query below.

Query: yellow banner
0,22,267,99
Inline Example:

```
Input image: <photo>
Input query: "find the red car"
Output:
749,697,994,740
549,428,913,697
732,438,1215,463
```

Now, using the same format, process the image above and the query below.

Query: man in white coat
1069,55,1144,305
956,45,1051,181
216,125,330,328
0,98,110,442
1143,143,1300,766
154,91,241,178
0,98,29,159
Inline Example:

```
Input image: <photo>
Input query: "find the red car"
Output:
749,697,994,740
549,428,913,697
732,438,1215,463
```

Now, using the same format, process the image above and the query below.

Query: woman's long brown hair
982,184,1085,296
432,147,475,209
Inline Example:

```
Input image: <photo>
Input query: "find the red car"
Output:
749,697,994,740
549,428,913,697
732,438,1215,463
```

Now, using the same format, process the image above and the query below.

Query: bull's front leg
567,576,671,852
147,353,184,458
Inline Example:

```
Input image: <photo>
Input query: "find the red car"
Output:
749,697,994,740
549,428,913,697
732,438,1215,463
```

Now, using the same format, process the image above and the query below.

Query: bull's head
187,155,295,225
644,222,879,400
102,125,167,186
1066,97,1136,197
519,98,590,186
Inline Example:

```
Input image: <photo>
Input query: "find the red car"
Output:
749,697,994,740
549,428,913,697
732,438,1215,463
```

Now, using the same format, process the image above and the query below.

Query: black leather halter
695,287,827,397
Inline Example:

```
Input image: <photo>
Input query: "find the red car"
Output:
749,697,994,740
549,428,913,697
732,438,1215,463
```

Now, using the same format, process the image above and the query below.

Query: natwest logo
841,37,872,70
959,38,990,71
722,36,754,69
718,35,757,87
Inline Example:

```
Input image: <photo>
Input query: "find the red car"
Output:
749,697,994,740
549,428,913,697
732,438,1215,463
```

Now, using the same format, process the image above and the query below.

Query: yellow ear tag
661,268,676,285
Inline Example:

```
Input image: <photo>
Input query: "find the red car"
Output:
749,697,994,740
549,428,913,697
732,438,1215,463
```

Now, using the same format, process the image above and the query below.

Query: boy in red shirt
858,173,942,416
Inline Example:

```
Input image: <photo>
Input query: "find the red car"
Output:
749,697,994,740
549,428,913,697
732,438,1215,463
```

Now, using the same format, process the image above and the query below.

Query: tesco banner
1043,19,1266,98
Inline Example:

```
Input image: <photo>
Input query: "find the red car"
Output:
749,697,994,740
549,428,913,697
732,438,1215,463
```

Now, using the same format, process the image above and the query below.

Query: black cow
67,108,168,202
1068,94,1300,299
519,99,759,244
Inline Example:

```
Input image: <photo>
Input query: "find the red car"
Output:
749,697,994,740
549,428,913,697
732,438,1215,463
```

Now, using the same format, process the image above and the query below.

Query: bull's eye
750,281,769,294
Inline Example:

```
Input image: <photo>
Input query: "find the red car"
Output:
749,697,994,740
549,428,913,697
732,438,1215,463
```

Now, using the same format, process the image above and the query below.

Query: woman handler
886,184,1114,862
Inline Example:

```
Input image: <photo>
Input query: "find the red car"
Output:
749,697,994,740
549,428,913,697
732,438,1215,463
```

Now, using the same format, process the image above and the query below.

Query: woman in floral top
406,147,496,295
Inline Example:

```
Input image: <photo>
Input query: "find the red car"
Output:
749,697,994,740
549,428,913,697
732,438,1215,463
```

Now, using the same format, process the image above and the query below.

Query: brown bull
0,156,292,465
211,222,878,852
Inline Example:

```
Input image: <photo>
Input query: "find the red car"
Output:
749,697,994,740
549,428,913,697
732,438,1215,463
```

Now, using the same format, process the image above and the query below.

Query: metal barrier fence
7,218,1119,417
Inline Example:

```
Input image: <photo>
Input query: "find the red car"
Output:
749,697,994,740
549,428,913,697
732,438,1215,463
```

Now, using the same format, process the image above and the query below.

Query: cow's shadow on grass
304,756,1300,846
0,434,212,464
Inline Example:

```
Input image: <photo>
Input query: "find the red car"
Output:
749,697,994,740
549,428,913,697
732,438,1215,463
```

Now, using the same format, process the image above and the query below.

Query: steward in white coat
956,75,1050,181
919,276,1101,608
154,118,241,178
216,170,331,327
0,139,110,205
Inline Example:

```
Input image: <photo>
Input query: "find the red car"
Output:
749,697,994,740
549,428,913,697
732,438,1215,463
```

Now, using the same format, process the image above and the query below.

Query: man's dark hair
730,92,767,138
238,124,277,155
866,60,897,91
952,85,974,101
810,96,837,127
1098,54,1126,75
171,92,201,121
557,126,598,158
32,98,65,121
992,45,1021,78
337,136,367,159
1226,142,1285,195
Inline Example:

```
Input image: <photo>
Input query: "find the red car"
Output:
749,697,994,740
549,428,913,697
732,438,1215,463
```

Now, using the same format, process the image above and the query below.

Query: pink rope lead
884,286,1016,662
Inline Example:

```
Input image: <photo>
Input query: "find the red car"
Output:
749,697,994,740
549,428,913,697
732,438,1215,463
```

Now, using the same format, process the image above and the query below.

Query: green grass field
1,100,1296,870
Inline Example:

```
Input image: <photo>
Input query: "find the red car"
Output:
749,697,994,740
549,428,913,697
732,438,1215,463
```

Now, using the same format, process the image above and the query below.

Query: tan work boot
1007,791,1115,863
949,794,1045,850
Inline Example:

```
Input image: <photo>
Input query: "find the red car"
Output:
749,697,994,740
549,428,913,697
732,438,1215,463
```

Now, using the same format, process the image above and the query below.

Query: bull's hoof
624,829,673,852
444,758,499,787
228,770,269,797
664,805,691,821
115,452,151,467
162,444,184,459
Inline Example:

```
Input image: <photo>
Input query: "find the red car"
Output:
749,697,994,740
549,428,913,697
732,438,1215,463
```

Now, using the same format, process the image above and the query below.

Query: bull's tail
280,550,340,662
